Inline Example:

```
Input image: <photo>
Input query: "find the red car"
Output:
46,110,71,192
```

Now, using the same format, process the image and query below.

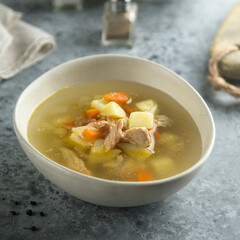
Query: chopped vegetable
100,102,126,118
61,121,75,128
158,132,184,153
154,130,160,140
149,105,158,114
158,132,176,145
84,109,100,119
129,111,154,129
89,139,121,164
89,149,121,165
82,128,100,140
72,126,86,135
150,157,175,177
91,99,107,110
118,143,152,161
122,104,134,114
68,132,92,150
137,169,153,181
136,99,157,113
104,92,129,104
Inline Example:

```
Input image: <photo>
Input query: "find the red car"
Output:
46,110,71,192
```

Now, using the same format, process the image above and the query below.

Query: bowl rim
13,54,215,186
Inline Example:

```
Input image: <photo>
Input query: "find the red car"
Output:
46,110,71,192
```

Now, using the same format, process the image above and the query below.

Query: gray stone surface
1,0,240,239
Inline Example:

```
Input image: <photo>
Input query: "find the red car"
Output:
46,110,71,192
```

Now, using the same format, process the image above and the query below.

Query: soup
27,80,202,181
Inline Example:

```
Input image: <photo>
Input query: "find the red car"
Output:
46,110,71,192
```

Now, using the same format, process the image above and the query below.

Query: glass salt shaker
102,0,138,46
52,0,83,11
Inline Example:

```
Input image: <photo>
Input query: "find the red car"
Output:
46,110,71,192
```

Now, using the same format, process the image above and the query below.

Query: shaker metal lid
110,0,131,13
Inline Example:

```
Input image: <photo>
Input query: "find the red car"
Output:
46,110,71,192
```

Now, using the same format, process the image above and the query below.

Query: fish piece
154,115,173,128
59,147,91,176
104,119,124,151
123,127,151,148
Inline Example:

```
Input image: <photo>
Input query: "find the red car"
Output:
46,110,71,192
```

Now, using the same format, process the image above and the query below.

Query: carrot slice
61,121,75,127
154,130,160,140
137,169,153,182
84,109,100,119
122,104,134,114
82,128,100,140
104,92,129,104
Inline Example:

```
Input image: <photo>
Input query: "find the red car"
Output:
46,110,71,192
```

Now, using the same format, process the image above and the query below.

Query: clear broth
28,80,202,181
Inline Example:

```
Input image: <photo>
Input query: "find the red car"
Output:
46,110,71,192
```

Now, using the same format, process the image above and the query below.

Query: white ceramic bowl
14,54,215,207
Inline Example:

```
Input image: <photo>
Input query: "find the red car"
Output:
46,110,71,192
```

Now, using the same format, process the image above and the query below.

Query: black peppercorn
40,212,45,217
30,201,37,206
9,210,17,216
26,209,33,216
10,200,20,205
24,226,38,231
31,226,37,231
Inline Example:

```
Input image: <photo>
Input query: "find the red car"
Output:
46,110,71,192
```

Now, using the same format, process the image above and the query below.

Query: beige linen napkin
0,4,56,81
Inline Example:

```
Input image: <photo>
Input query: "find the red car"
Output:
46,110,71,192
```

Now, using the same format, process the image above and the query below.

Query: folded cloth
0,4,56,81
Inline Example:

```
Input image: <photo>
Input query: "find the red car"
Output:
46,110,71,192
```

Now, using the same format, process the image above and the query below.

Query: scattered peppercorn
30,201,37,206
10,200,20,206
40,212,45,217
9,210,17,216
26,209,33,216
24,226,38,231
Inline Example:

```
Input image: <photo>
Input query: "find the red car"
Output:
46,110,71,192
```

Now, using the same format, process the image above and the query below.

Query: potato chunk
100,102,126,118
89,139,121,164
68,132,92,150
136,99,157,114
118,143,152,161
129,112,153,129
150,157,175,177
72,126,86,136
68,126,92,150
91,98,107,110
157,132,184,153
